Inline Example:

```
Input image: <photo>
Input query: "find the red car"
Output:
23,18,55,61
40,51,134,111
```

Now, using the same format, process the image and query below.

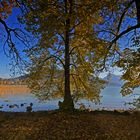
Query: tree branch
99,23,140,71
117,0,135,34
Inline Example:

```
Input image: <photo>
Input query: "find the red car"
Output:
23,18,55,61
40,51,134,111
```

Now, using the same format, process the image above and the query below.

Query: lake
0,85,140,112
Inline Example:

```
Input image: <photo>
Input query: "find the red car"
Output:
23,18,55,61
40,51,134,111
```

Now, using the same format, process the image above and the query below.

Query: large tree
19,0,118,111
10,0,140,110
2,0,140,106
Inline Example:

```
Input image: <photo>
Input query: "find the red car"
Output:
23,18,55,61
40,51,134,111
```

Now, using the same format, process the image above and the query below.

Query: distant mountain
0,75,27,80
9,75,28,80
0,74,124,86
103,74,124,86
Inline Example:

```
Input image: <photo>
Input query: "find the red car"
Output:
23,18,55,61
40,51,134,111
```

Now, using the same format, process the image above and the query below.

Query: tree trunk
58,0,74,111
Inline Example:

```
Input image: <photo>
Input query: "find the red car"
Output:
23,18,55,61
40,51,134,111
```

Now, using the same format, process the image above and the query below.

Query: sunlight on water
0,85,140,112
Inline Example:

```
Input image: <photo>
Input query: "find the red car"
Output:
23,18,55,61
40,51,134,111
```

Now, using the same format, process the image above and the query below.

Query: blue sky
0,8,26,78
0,50,11,78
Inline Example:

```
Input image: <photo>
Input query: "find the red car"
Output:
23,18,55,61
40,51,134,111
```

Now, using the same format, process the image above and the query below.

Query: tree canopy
19,0,120,110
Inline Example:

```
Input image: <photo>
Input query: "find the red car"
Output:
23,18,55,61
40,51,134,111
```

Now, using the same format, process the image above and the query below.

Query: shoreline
0,109,140,114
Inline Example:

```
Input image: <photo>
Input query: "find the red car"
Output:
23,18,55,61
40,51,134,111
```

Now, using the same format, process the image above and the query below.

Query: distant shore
0,85,30,95
0,110,140,140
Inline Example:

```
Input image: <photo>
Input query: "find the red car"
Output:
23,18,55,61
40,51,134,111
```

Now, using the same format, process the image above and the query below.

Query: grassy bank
0,110,140,140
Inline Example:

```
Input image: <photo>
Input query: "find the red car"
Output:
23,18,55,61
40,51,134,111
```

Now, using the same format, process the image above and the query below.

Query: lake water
0,85,140,112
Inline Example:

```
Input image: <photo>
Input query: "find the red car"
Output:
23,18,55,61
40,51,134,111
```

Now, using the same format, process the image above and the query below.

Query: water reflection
0,85,140,112
0,85,30,97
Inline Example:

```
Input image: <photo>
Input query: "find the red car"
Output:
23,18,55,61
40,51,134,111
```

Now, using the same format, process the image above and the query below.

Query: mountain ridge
0,74,124,86
103,74,124,86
